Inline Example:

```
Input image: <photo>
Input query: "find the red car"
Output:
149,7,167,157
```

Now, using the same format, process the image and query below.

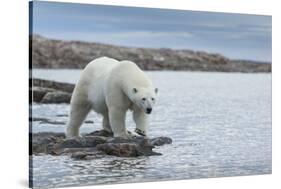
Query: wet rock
149,137,173,146
40,91,72,104
97,143,140,157
31,117,65,125
31,117,50,122
32,132,66,139
31,132,65,155
32,78,74,93
31,130,172,158
56,114,68,117
71,150,106,160
32,79,74,104
53,136,107,149
106,137,136,144
84,130,113,137
31,86,54,102
84,120,94,124
31,117,91,125
71,151,88,159
97,137,161,157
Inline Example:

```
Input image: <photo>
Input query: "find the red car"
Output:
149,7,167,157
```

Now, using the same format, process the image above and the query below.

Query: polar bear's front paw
127,130,137,138
134,128,146,137
114,131,136,139
65,134,82,140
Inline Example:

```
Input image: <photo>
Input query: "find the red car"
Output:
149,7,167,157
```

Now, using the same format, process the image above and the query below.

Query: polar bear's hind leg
102,112,113,133
66,103,91,138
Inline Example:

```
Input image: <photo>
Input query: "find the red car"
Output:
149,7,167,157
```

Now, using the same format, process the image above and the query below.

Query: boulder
31,79,74,104
31,86,54,102
71,151,105,160
149,137,173,146
32,78,75,93
40,91,72,104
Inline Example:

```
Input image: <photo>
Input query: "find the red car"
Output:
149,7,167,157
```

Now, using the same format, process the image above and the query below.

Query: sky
31,1,272,62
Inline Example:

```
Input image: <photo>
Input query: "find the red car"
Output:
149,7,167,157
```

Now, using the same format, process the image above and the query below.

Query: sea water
31,70,271,188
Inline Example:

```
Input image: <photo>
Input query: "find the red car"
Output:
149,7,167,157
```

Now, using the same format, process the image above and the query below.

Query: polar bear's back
71,57,119,112
115,60,152,88
86,57,151,86
85,56,119,76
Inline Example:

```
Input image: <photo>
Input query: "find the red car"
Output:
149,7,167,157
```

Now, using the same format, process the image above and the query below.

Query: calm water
31,69,272,188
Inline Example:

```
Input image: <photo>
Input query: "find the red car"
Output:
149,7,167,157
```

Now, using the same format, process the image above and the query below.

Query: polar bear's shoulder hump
92,56,119,65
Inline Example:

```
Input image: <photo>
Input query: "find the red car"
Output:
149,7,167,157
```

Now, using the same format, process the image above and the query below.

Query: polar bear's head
131,87,158,114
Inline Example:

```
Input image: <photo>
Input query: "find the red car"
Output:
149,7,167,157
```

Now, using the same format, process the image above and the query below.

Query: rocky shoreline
31,78,74,103
31,35,271,72
31,130,172,159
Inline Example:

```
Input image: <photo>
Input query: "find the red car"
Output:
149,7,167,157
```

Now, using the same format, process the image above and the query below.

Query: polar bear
66,57,158,139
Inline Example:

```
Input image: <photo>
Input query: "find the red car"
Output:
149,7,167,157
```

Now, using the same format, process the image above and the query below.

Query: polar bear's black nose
146,108,152,114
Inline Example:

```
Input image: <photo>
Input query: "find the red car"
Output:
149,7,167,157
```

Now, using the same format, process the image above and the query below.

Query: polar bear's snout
131,87,157,115
146,108,152,114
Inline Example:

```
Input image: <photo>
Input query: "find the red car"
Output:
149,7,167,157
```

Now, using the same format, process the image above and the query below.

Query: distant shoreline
33,68,272,74
30,34,271,73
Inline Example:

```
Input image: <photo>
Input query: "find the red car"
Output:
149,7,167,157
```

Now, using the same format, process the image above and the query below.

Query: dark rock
105,136,149,145
56,114,68,117
31,131,172,158
32,78,75,93
85,130,114,137
31,79,74,104
32,132,66,139
84,120,94,124
31,116,91,125
31,86,54,102
50,147,97,156
53,136,107,149
149,137,173,146
97,143,140,157
40,91,72,104
71,152,88,159
96,144,161,157
97,136,161,157
30,117,49,122
31,117,65,125
71,150,106,160
105,137,136,144
31,132,65,155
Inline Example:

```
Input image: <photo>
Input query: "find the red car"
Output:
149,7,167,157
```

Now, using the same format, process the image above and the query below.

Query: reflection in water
31,70,272,188
32,155,150,188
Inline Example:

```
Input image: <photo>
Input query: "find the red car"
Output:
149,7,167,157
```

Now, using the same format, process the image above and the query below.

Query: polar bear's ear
133,88,138,93
155,88,158,94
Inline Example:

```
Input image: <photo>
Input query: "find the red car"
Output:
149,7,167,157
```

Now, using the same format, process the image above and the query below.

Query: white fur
66,57,157,139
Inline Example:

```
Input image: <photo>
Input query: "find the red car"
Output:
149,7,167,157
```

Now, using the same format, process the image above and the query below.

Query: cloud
107,31,193,38
39,30,193,41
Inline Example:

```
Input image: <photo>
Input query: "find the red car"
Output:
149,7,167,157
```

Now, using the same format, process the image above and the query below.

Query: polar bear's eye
142,98,146,101
151,98,155,101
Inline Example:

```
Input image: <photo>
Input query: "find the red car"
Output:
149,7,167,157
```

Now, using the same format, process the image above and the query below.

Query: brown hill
30,35,271,72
